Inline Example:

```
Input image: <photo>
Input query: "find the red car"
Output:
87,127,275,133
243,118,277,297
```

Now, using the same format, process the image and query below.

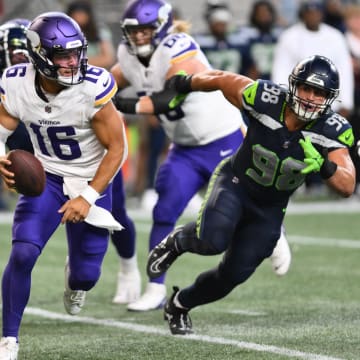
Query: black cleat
147,226,183,279
164,286,193,335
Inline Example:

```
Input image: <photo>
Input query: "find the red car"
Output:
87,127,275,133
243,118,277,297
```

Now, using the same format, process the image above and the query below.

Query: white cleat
63,258,86,315
112,269,141,304
270,228,291,276
0,337,18,360
127,283,166,312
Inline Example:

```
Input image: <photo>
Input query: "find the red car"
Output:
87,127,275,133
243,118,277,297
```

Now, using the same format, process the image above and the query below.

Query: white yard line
24,306,344,360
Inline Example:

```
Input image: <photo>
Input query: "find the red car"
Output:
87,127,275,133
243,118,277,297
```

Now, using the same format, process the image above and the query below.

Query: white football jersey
0,63,117,179
117,32,246,146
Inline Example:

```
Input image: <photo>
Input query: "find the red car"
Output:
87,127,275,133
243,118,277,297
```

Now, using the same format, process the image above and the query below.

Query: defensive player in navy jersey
0,12,127,358
147,55,356,334
0,19,33,153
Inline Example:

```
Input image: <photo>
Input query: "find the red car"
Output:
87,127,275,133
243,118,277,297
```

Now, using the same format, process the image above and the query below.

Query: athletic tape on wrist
80,185,100,205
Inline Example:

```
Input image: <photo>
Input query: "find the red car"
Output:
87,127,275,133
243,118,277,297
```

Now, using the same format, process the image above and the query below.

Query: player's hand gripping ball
5,149,46,196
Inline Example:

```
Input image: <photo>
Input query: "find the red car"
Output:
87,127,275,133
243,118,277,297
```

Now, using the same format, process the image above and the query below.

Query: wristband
80,185,100,205
174,75,193,93
320,159,337,179
113,97,138,114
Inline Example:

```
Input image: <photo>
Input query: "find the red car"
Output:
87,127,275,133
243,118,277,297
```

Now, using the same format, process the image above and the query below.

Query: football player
111,0,290,312
0,16,141,308
0,12,127,358
0,19,33,154
147,55,356,334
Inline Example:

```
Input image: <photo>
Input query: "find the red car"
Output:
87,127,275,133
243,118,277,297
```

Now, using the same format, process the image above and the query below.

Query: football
5,149,46,197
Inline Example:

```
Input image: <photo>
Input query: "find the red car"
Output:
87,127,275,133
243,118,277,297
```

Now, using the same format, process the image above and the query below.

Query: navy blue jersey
194,31,254,75
231,80,354,204
245,27,281,80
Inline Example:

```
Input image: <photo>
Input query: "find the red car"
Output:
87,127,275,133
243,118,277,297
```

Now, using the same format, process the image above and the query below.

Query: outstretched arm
189,70,253,109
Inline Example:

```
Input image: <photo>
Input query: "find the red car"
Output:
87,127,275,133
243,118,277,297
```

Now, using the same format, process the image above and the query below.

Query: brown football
6,149,46,197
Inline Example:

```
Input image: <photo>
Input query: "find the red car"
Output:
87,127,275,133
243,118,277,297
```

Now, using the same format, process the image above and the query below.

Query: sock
119,255,138,274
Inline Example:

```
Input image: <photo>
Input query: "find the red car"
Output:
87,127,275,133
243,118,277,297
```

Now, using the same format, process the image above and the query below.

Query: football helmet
121,0,173,57
0,19,29,72
26,12,88,86
288,55,339,122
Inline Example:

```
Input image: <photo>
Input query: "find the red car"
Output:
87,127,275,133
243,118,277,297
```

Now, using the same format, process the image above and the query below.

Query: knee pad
10,242,41,272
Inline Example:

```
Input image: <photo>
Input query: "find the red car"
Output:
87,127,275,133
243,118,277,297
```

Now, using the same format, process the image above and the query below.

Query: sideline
24,306,344,360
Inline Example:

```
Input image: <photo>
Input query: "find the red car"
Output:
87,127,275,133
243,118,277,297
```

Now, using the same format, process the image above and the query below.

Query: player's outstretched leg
269,226,291,276
164,286,193,335
147,226,184,279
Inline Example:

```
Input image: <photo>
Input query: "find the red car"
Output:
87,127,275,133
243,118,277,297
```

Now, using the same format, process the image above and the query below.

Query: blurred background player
0,18,32,211
194,0,254,75
111,0,291,312
242,0,283,80
66,0,115,69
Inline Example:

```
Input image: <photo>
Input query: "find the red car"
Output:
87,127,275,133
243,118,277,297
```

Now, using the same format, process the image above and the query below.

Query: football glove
164,70,193,94
299,137,324,174
112,96,138,114
299,137,337,179
152,70,191,111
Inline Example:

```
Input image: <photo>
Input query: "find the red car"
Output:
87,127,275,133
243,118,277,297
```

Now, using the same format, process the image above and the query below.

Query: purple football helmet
121,0,173,57
26,12,88,86
0,19,29,71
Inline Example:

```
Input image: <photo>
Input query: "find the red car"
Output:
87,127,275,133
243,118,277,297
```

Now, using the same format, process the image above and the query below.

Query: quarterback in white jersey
110,0,290,313
0,12,127,358
1,63,118,178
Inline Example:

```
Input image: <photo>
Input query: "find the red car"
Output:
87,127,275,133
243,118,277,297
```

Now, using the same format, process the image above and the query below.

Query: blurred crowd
1,0,360,211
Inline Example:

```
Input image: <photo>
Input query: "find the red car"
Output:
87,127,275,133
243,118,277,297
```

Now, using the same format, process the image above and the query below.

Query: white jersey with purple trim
117,32,246,146
0,63,117,179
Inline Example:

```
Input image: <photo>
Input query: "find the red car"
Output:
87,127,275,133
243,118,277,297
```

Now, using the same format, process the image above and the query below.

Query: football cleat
0,337,18,360
112,269,141,304
127,282,166,311
63,257,86,315
270,227,292,276
147,227,183,279
164,286,193,335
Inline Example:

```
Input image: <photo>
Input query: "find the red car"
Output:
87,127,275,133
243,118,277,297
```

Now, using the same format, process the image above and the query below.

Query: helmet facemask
288,55,340,122
121,0,173,58
0,24,29,70
122,24,156,57
52,47,87,86
288,78,337,122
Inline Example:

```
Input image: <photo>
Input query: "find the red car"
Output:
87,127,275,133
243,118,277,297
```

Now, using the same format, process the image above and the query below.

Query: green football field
0,203,359,360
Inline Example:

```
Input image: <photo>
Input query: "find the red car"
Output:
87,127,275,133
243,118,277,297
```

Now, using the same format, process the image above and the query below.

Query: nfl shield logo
45,105,51,113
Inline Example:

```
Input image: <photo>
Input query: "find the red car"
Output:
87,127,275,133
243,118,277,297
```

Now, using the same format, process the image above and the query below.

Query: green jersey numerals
246,144,305,191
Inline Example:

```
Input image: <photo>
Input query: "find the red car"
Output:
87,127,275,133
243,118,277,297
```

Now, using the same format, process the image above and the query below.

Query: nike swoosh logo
103,78,110,87
149,252,170,274
220,149,233,157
